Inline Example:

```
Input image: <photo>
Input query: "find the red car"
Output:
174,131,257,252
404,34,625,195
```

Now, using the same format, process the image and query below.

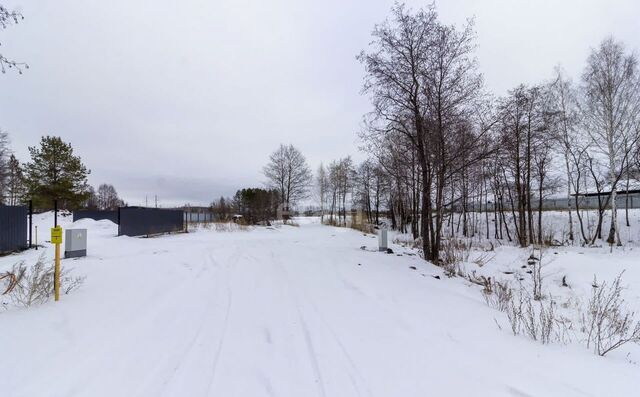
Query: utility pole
155,195,158,208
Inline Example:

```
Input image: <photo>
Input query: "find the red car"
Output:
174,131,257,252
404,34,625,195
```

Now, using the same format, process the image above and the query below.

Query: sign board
51,226,63,244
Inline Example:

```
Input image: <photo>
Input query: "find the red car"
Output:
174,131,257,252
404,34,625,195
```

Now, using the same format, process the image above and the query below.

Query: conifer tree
24,136,91,209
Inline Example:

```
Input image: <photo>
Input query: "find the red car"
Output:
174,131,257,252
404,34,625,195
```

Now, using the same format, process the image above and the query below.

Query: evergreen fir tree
6,154,26,205
24,136,91,209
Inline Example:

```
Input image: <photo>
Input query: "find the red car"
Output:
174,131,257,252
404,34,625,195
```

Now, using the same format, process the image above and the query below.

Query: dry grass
2,255,85,308
583,273,640,356
350,222,375,234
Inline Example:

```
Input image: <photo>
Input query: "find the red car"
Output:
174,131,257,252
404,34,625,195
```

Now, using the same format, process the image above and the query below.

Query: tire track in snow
302,296,376,397
20,247,219,397
157,248,231,396
269,250,327,397
294,300,328,397
204,246,243,397
204,286,232,397
274,248,376,397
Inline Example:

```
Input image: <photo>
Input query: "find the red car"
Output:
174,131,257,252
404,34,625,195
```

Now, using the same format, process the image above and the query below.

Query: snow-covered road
1,216,639,396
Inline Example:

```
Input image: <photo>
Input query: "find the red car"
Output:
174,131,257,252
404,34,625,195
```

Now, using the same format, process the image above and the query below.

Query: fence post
28,199,33,248
117,207,121,236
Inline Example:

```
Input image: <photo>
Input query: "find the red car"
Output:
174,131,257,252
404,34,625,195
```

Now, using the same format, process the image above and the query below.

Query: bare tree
210,196,232,221
547,67,582,244
97,183,122,210
360,125,421,237
324,157,355,226
359,3,490,262
581,37,640,246
0,130,9,200
263,144,312,211
83,185,98,209
354,159,385,225
0,4,28,74
496,85,550,246
315,163,329,222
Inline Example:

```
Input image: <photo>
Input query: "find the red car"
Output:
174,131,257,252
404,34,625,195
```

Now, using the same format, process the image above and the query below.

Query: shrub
440,238,472,277
505,286,569,345
528,252,543,301
350,222,375,234
1,255,85,308
322,217,339,226
583,273,640,356
477,263,570,345
478,276,513,313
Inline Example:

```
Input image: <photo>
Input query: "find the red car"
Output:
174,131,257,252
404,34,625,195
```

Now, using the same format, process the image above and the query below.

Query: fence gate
0,206,28,253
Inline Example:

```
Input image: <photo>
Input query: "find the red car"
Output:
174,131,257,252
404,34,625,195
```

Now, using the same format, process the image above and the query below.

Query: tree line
209,144,312,225
0,135,123,210
351,3,640,261
257,4,640,262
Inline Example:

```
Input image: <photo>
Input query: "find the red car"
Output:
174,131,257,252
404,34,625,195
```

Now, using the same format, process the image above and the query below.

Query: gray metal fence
73,210,119,224
455,193,640,212
0,206,28,253
184,211,215,223
117,207,184,237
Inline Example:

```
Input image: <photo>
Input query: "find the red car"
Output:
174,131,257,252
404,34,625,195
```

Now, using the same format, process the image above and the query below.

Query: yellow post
51,226,63,302
54,243,61,301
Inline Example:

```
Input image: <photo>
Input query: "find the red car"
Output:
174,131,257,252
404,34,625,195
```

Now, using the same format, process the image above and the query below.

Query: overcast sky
1,0,638,206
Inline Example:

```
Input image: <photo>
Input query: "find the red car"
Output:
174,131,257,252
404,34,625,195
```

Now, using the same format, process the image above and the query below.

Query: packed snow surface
1,213,639,397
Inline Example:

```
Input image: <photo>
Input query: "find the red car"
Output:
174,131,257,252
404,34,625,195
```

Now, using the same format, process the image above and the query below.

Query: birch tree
548,67,581,243
315,163,328,222
581,37,640,246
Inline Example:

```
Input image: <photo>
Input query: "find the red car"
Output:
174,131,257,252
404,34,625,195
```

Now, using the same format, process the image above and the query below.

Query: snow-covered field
1,213,639,397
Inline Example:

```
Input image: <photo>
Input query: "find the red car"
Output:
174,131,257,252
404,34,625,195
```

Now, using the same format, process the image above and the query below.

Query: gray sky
1,0,638,206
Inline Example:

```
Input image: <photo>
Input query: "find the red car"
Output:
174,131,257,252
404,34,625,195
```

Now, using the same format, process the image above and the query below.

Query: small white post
378,228,388,252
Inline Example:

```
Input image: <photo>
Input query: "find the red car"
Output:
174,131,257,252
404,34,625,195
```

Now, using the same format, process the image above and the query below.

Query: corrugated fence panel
184,212,214,223
118,207,184,237
0,206,28,253
73,210,119,224
458,194,640,212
